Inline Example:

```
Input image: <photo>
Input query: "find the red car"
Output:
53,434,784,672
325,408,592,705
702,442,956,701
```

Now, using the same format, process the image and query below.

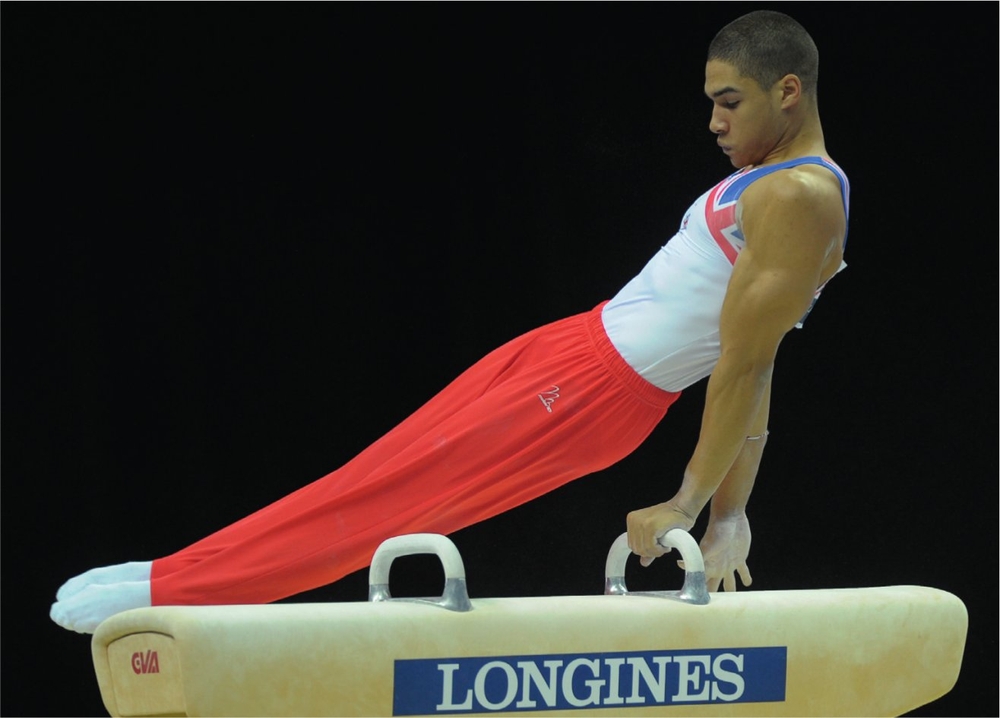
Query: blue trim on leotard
720,156,851,246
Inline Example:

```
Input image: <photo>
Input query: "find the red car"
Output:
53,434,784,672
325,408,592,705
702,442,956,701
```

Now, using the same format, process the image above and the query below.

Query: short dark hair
708,11,819,95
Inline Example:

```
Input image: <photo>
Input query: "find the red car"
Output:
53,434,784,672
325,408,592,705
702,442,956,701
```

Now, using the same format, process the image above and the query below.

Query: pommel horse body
91,531,967,717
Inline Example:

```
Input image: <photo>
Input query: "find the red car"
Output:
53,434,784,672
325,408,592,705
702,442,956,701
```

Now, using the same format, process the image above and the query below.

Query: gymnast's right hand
626,499,697,567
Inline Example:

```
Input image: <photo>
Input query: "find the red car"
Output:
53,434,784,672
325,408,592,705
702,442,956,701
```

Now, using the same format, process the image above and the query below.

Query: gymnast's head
704,11,822,167
708,10,820,98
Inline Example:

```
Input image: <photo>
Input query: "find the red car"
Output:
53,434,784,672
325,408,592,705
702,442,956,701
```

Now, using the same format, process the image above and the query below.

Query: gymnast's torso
601,156,850,393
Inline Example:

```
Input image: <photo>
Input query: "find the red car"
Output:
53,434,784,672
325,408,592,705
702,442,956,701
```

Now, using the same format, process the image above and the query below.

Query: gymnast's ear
776,73,803,109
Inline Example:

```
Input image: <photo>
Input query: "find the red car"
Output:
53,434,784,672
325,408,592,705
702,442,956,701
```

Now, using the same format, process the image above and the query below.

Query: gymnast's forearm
672,358,773,518
710,430,768,519
625,363,771,558
707,375,771,518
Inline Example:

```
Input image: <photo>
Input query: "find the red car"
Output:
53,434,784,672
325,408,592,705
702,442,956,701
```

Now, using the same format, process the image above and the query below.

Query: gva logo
393,647,786,715
131,650,160,675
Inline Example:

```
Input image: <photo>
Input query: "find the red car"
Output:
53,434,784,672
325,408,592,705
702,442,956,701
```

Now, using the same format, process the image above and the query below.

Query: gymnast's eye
724,101,740,110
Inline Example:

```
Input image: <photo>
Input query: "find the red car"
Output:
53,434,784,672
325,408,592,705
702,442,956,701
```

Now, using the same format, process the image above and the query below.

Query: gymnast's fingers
738,562,753,587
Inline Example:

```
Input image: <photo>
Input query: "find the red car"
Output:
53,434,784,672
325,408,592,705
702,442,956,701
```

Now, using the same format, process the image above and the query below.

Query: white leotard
601,156,850,393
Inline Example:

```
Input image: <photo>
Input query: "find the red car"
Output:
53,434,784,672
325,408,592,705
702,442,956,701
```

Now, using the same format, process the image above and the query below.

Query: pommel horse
91,530,967,717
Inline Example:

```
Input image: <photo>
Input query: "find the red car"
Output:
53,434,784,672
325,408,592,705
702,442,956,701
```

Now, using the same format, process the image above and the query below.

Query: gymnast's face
704,60,787,169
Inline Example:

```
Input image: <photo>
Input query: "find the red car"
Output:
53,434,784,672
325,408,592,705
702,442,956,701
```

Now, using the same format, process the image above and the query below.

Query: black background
2,3,996,716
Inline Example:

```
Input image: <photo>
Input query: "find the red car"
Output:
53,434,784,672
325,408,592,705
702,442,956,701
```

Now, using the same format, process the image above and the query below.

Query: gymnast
51,10,849,634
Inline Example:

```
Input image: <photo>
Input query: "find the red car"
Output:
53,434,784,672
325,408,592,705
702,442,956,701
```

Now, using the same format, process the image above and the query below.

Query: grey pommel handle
368,533,473,612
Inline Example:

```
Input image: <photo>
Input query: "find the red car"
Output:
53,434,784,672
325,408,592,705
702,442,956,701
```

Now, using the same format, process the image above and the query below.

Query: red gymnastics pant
151,304,680,606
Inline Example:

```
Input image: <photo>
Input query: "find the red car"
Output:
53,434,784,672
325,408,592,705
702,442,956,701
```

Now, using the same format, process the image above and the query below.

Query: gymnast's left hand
690,512,753,592
626,499,697,567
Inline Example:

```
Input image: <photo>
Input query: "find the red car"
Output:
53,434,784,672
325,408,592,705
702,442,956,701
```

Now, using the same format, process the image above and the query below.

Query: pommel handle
604,529,710,605
368,533,472,612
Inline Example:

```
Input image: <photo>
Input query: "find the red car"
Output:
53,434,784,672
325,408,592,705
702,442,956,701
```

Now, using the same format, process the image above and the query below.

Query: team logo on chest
704,171,750,265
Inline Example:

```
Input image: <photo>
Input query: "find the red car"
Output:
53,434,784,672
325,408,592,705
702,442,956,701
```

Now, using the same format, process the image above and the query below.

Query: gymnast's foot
50,581,151,634
55,561,152,601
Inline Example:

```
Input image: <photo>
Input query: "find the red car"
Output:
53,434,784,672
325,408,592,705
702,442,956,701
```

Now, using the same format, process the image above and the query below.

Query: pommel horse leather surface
91,585,966,717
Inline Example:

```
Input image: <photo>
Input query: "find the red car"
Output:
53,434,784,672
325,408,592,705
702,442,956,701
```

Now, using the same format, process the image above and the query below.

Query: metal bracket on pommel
368,533,473,612
604,528,710,605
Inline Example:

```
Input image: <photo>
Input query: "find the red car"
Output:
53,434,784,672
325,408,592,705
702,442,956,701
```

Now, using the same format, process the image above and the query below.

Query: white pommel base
89,532,968,717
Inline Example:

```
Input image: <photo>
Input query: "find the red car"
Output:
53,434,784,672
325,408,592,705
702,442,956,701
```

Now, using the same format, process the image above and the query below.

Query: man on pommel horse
52,10,849,634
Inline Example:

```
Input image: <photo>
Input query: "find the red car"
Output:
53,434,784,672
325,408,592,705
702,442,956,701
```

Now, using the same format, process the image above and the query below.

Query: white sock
56,561,153,602
50,580,152,634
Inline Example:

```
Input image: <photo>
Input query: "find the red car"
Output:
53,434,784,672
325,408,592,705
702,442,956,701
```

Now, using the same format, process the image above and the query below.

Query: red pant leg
151,306,679,606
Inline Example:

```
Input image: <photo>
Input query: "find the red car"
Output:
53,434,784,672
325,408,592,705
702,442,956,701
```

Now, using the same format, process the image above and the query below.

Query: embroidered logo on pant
537,386,560,413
